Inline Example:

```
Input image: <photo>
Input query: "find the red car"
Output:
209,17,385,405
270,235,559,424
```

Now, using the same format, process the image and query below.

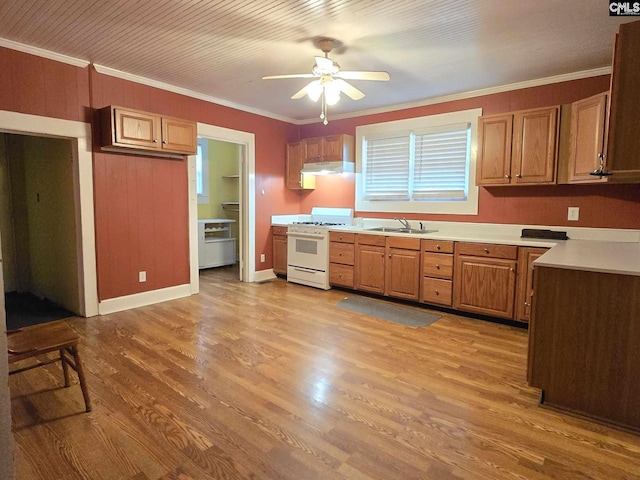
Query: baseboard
253,269,277,283
98,284,191,315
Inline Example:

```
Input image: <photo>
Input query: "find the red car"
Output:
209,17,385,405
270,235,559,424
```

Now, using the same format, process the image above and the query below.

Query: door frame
0,110,98,317
188,123,255,292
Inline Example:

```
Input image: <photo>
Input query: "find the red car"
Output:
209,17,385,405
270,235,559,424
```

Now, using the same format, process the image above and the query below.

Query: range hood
300,160,355,175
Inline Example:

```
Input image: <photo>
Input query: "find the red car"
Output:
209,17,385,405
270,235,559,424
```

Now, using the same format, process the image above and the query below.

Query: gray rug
336,296,441,327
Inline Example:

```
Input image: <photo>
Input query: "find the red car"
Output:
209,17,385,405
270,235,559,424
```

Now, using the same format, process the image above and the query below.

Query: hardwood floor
9,267,640,479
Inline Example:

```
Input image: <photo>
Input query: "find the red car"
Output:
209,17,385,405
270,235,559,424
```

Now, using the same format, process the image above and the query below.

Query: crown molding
0,37,89,68
92,64,297,124
297,66,612,125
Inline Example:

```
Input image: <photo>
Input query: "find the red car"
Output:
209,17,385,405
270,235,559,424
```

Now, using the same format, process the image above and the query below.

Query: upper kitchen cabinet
286,141,315,190
558,92,609,184
476,107,559,186
602,21,640,182
304,134,354,164
100,106,197,156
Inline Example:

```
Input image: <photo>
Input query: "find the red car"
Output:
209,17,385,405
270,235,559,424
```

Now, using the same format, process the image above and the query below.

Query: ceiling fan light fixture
307,81,323,102
324,82,341,105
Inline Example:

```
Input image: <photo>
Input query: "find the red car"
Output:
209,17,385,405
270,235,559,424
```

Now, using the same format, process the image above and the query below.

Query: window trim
355,108,481,215
196,138,209,204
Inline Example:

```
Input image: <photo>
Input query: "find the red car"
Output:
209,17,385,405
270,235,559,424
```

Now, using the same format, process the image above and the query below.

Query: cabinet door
453,255,517,319
355,245,385,294
515,247,548,323
568,93,608,183
114,108,160,149
322,135,346,162
273,235,288,275
286,142,306,189
385,248,420,301
161,117,197,154
476,114,513,185
304,138,323,163
512,107,558,184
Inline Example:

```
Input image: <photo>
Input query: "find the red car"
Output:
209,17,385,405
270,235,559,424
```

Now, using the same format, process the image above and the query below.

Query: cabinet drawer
356,234,386,247
421,278,452,306
330,242,355,265
455,242,518,260
422,252,453,279
421,239,454,254
330,231,355,243
330,263,354,288
386,236,421,250
272,226,288,236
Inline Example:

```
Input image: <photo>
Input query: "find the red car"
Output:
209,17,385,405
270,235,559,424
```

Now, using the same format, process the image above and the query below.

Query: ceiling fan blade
334,79,365,100
337,70,390,81
315,56,335,71
291,80,321,100
262,74,316,80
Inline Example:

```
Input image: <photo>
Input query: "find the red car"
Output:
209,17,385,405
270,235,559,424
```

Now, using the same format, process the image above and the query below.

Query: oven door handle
286,232,325,240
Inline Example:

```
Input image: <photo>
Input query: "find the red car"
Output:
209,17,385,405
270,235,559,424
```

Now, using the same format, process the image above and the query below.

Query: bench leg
69,346,92,413
61,348,71,387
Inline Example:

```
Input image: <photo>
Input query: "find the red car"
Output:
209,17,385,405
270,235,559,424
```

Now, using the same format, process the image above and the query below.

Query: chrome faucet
394,217,411,229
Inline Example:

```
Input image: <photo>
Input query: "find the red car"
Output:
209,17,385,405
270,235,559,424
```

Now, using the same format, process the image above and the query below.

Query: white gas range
287,207,354,290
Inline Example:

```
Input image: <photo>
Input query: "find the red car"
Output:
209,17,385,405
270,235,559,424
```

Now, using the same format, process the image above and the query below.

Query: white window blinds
364,135,410,200
413,126,470,199
363,124,470,202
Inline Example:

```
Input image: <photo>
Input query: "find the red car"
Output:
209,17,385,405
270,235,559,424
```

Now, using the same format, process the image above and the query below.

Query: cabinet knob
483,248,489,253
162,140,167,144
388,253,392,258
510,267,515,273
504,174,511,179
380,253,384,257
339,235,343,240
524,302,530,307
436,245,441,250
339,253,343,256
435,290,440,295
516,173,522,178
436,264,440,269
339,273,343,278
153,139,158,143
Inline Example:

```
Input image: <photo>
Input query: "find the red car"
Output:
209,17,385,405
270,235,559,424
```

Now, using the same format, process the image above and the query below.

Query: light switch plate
139,271,147,282
568,207,579,221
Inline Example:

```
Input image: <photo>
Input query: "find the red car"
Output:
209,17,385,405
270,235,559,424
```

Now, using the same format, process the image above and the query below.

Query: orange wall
299,76,640,229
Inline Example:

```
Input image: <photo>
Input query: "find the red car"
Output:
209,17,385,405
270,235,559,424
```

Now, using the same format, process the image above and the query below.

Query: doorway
188,123,255,294
0,133,80,328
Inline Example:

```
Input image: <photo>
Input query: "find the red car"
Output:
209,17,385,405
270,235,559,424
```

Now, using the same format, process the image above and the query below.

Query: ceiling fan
262,38,390,124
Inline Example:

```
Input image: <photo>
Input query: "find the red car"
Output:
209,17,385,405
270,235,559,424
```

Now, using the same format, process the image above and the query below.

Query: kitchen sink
366,227,438,235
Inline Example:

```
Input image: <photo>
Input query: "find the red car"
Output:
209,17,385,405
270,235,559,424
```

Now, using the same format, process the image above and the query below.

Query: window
356,108,481,215
196,138,209,204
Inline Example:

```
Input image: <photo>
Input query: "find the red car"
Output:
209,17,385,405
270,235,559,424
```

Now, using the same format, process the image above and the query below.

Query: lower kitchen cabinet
272,226,288,275
515,247,549,322
385,237,421,301
355,235,386,294
329,232,355,288
421,239,454,306
453,242,518,319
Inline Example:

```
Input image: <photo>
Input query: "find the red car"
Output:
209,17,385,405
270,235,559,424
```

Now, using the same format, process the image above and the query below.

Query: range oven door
286,231,329,289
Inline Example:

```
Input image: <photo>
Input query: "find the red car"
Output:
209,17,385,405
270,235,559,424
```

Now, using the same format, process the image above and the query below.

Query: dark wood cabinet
476,107,559,186
604,21,640,182
272,226,288,275
101,106,197,156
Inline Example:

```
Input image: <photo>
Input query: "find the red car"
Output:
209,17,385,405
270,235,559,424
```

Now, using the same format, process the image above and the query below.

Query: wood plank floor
9,267,640,479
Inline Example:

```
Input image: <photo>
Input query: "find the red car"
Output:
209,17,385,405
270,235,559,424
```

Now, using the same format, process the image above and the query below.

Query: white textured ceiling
0,0,633,123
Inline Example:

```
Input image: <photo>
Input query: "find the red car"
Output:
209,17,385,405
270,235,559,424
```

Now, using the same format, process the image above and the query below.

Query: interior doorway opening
0,133,82,327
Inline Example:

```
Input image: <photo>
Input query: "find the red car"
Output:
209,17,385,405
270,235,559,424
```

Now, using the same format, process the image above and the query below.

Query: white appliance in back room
287,207,353,290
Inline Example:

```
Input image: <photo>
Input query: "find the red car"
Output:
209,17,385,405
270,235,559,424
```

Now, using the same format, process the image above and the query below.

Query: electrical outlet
568,207,580,221
260,253,266,263
139,271,147,282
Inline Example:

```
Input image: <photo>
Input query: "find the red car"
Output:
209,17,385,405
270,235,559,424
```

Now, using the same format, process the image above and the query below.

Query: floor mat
336,296,441,327
5,292,75,330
